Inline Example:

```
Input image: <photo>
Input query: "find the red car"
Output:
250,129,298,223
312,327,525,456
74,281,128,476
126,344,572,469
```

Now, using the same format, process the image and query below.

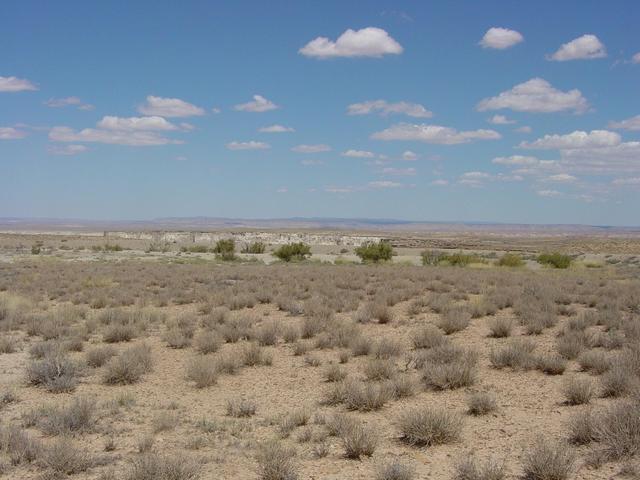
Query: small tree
538,252,572,269
497,253,524,267
355,241,394,264
421,250,443,266
241,241,266,254
213,239,236,261
272,242,311,262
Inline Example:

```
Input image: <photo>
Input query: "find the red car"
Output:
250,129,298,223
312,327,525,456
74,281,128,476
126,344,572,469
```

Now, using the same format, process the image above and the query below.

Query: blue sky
1,1,639,226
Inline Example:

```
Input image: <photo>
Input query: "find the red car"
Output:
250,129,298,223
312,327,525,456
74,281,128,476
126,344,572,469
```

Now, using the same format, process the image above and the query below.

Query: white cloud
520,130,621,149
176,155,188,161
477,78,588,113
488,114,515,125
633,52,640,64
138,95,205,117
47,144,88,156
368,180,404,189
547,173,577,183
381,167,416,176
226,141,270,150
44,97,94,110
612,177,640,185
608,115,640,131
430,179,449,186
300,27,403,58
548,34,606,61
97,116,179,131
492,155,539,166
347,100,432,118
292,144,331,153
211,107,221,114
234,95,278,112
371,123,501,144
342,149,374,158
0,127,27,140
300,159,324,166
49,126,179,146
559,142,640,174
402,151,418,161
479,27,524,49
325,186,359,194
276,187,288,193
515,126,532,133
0,76,37,92
259,124,294,133
537,189,562,197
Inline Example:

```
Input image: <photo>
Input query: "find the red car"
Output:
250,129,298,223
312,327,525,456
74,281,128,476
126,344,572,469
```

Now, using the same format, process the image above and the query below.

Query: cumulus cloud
342,149,374,158
138,95,205,117
633,52,640,64
548,34,606,61
381,167,416,176
492,155,539,166
0,127,27,140
368,180,404,189
258,124,294,133
520,130,621,149
49,126,179,146
47,144,88,156
537,189,562,197
547,173,577,183
488,114,516,125
234,95,278,112
0,76,37,92
430,179,449,186
559,142,640,174
608,115,640,131
226,141,270,150
612,177,640,185
44,97,94,110
371,123,501,144
299,27,403,58
97,116,179,131
402,151,418,161
347,100,432,118
479,27,524,49
477,78,589,113
292,144,331,153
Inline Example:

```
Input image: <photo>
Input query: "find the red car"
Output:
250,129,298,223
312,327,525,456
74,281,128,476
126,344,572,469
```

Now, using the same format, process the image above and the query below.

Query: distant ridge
1,217,639,236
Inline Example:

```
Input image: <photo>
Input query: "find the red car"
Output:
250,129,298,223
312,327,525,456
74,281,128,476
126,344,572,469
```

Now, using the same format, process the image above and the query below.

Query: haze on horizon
1,1,639,226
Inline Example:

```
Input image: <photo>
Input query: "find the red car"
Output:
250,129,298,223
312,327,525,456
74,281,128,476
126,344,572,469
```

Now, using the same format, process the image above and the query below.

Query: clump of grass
420,345,478,390
568,410,596,445
577,350,611,375
562,376,594,405
467,392,497,416
438,306,471,334
26,353,80,393
32,396,96,435
323,364,347,382
454,456,505,480
363,358,397,381
185,356,218,388
85,345,116,367
340,421,377,459
490,338,536,370
0,425,42,465
242,342,272,366
397,406,463,447
487,317,514,338
522,437,575,480
412,324,448,349
103,323,137,343
279,408,311,437
193,330,222,354
103,343,153,385
125,453,201,480
375,459,415,480
536,354,567,376
152,412,178,433
226,397,257,417
41,437,93,475
343,380,393,412
592,400,640,462
255,441,298,480
556,331,587,360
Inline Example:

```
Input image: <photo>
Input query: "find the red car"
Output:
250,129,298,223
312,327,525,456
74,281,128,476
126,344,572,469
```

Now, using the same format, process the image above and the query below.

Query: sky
1,1,639,226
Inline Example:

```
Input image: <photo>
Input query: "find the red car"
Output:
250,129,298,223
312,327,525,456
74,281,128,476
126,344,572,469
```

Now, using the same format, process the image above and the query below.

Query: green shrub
272,243,311,262
213,239,236,260
104,243,123,252
180,245,209,253
497,253,524,267
441,252,484,267
355,241,394,264
420,250,444,266
242,242,266,254
537,252,572,269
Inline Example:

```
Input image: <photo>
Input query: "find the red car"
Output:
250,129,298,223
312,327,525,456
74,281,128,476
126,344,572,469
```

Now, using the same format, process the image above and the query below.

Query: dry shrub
40,437,93,475
0,336,17,354
340,421,377,459
412,324,448,349
242,342,272,366
350,336,373,356
490,338,536,370
375,459,415,480
0,425,42,465
397,406,463,447
536,354,567,376
33,396,96,435
372,338,404,359
363,358,397,381
578,350,611,374
343,380,392,412
568,409,596,445
103,323,137,343
556,331,587,360
279,407,311,437
324,364,347,382
257,321,280,346
454,456,505,480
420,345,478,390
467,392,497,416
103,343,153,385
388,374,415,399
26,353,80,393
522,437,575,480
487,317,514,338
438,306,471,334
85,345,116,367
256,441,297,480
185,356,218,388
562,376,594,405
226,397,257,417
126,452,201,480
592,400,640,462
193,330,222,354
152,412,178,433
